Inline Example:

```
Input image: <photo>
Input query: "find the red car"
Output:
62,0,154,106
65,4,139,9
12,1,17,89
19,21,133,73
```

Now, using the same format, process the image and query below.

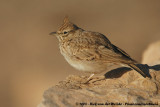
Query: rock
142,41,160,64
38,41,160,107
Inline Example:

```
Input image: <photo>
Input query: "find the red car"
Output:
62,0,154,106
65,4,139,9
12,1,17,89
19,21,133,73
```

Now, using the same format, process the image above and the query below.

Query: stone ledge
38,41,160,107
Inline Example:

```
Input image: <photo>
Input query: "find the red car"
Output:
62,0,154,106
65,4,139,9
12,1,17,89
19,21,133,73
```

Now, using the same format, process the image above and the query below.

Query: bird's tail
128,63,151,78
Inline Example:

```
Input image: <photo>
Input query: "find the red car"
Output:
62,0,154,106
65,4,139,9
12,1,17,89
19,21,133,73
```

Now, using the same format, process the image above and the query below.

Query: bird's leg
87,74,94,80
84,74,94,84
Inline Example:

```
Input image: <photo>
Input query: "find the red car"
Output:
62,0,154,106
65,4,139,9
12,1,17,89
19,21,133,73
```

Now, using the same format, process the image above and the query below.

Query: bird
50,16,151,81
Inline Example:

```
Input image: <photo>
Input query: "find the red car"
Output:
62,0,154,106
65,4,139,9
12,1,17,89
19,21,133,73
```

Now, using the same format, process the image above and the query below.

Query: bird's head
50,16,79,41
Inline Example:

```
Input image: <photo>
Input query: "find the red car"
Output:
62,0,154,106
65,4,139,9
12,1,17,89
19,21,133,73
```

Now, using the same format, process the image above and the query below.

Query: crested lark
50,17,151,80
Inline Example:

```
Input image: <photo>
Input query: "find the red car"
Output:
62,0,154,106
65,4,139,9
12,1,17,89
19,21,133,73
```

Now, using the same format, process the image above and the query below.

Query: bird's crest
63,16,69,24
58,16,78,32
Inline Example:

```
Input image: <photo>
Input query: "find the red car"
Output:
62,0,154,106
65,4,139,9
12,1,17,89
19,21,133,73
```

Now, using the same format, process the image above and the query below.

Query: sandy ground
0,0,160,107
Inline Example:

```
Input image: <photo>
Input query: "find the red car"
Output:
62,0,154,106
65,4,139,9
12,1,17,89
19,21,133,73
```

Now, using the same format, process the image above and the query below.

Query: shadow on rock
104,64,160,79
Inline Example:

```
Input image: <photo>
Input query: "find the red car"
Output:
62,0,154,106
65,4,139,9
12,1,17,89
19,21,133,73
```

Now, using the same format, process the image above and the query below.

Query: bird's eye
63,31,68,34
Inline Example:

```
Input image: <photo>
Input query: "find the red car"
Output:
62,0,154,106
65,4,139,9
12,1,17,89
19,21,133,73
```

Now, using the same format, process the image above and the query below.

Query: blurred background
0,0,160,107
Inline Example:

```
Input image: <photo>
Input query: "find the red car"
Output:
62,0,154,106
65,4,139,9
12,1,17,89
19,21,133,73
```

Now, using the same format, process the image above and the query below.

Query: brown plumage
50,16,151,78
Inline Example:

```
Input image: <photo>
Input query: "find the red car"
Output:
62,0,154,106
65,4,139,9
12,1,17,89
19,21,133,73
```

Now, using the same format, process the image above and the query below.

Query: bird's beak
49,32,57,36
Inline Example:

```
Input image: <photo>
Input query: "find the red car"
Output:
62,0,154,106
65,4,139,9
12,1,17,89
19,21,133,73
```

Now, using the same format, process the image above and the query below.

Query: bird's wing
97,45,128,63
72,43,127,63
91,32,137,63
72,31,135,63
111,44,137,62
71,39,101,61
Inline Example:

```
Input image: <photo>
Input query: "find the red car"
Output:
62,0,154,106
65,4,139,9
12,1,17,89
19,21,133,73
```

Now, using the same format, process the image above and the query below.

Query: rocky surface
38,41,160,107
142,41,160,65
